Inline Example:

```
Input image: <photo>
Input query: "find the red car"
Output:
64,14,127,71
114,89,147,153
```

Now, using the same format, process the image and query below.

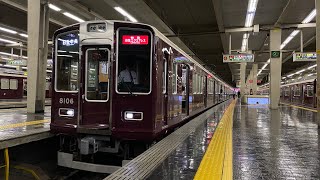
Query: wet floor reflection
0,106,51,141
147,103,228,180
233,102,319,179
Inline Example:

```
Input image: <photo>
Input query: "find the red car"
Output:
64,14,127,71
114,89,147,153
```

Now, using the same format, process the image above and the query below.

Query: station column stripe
0,119,50,130
194,100,236,180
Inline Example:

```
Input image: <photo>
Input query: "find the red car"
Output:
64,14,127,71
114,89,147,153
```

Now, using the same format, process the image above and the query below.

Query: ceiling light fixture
48,4,61,11
114,7,138,23
280,9,316,50
0,27,17,34
19,33,28,38
0,38,17,44
307,64,317,69
63,12,85,23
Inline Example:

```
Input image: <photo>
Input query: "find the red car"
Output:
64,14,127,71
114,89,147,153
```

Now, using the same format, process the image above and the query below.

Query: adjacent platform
0,99,51,109
0,106,52,149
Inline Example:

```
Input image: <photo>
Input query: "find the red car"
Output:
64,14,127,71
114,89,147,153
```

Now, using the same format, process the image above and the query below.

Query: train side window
306,85,314,97
197,74,201,94
172,63,177,94
1,79,9,90
9,79,18,90
294,85,300,96
85,49,109,101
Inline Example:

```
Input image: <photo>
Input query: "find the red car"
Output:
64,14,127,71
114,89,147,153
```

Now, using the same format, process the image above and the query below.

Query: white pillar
269,29,282,109
240,62,246,102
252,64,258,94
316,0,320,128
27,0,49,113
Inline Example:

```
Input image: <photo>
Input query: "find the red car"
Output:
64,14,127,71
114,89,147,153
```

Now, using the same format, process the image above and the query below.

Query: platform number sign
271,51,280,58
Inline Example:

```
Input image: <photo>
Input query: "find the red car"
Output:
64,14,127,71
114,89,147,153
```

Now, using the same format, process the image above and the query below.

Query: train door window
294,85,300,96
1,79,9,89
116,28,152,94
200,76,203,94
181,66,187,95
9,79,18,90
172,63,177,94
162,55,168,94
55,31,79,92
85,48,109,101
306,85,314,97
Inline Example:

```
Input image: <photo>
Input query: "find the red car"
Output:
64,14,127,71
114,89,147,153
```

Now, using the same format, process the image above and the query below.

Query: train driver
118,64,138,85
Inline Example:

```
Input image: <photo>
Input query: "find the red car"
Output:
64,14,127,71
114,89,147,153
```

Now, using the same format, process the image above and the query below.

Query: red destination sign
122,35,148,45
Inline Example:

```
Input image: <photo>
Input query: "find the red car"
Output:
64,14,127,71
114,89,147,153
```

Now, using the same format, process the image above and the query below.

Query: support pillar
316,0,320,128
269,29,282,109
252,64,258,94
240,62,246,102
27,0,49,113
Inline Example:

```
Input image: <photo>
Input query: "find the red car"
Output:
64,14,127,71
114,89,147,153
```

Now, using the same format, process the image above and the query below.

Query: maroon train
280,79,317,108
50,20,233,158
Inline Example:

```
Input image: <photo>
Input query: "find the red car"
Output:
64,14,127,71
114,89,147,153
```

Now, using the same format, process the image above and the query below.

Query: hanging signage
293,52,316,62
223,54,254,63
122,35,149,45
7,59,27,66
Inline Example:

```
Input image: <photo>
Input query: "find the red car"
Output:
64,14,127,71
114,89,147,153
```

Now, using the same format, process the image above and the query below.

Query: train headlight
59,108,74,117
124,111,143,121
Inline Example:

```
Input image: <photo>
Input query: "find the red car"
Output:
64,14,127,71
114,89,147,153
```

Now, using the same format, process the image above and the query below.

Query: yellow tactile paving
280,102,317,112
0,119,50,130
194,100,236,180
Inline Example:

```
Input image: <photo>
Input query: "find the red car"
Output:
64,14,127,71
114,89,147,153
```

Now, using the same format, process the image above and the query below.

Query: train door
181,64,190,115
162,53,169,126
80,46,110,130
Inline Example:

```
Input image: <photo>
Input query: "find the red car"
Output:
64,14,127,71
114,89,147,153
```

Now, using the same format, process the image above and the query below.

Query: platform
105,100,320,179
105,100,232,179
0,99,51,109
0,106,52,149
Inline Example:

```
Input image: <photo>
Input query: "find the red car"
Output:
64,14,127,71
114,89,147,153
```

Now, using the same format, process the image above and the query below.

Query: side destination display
223,54,254,63
293,52,316,62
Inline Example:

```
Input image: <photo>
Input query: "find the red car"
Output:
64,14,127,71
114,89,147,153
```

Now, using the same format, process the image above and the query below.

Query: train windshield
55,31,79,92
116,28,152,94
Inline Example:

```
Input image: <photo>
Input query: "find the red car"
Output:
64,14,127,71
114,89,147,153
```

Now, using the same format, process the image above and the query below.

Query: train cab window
116,28,152,94
85,49,109,101
9,79,18,90
1,79,9,89
55,31,79,92
306,85,314,97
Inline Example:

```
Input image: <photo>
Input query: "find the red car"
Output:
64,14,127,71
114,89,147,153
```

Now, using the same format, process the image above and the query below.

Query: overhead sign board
293,52,316,62
7,59,27,66
223,54,254,63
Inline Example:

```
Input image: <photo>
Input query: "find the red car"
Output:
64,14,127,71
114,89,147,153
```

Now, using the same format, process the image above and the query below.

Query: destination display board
223,54,254,63
293,52,316,62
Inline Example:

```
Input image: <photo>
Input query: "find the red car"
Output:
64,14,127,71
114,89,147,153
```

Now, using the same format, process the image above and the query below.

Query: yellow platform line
280,103,317,112
0,119,50,130
194,100,236,180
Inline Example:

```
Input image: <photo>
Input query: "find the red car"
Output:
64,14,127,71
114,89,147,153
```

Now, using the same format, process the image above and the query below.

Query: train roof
56,20,233,90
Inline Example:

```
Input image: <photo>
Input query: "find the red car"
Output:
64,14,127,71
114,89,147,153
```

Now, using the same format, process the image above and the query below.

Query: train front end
51,21,157,158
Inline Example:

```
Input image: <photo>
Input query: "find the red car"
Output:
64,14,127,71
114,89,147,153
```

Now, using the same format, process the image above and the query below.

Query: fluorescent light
297,76,302,79
0,27,17,34
114,7,138,23
245,0,259,27
261,63,268,71
296,69,306,74
4,65,17,68
63,12,84,23
49,4,61,11
307,64,317,69
19,33,28,38
307,73,314,77
0,38,17,44
287,73,295,77
267,59,270,63
302,9,316,23
282,77,286,79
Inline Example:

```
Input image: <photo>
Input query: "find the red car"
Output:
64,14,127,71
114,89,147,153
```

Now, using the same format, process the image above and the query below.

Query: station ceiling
0,0,317,86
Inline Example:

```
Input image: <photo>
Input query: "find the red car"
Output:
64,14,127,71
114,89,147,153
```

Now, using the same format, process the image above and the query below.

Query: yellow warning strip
194,100,236,180
0,119,50,130
280,103,317,112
